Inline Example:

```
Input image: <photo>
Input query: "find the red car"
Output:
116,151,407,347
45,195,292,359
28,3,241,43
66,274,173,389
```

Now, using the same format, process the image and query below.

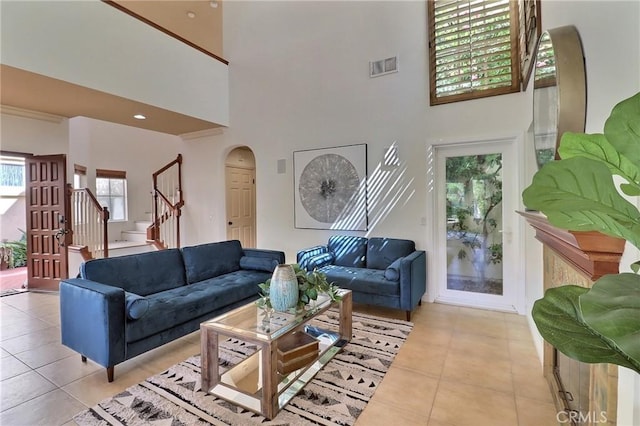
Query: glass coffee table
200,289,352,419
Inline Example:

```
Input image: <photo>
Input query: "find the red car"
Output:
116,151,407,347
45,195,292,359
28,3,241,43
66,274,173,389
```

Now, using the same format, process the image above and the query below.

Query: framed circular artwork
293,144,368,230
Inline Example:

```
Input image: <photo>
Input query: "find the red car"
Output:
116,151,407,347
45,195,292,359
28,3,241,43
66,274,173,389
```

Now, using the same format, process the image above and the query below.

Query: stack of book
277,331,319,375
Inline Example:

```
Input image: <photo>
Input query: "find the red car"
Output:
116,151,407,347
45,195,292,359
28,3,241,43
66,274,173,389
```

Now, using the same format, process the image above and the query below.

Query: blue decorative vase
269,264,299,312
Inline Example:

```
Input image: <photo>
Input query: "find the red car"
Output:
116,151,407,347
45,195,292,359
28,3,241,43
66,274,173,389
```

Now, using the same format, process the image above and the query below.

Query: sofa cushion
181,240,243,284
384,258,402,281
296,245,328,270
307,253,334,270
80,249,186,296
366,238,415,270
328,235,367,268
319,265,399,297
125,292,149,320
126,270,269,342
240,256,278,272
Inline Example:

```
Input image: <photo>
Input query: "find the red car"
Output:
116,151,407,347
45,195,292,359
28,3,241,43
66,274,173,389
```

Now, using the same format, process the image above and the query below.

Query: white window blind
428,0,520,105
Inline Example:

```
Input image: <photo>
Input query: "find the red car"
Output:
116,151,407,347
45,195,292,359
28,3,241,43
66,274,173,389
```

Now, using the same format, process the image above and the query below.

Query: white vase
269,264,299,312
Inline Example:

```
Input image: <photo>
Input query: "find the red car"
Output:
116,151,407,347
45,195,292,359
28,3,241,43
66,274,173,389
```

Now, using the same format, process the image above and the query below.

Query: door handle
54,228,70,247
228,221,233,225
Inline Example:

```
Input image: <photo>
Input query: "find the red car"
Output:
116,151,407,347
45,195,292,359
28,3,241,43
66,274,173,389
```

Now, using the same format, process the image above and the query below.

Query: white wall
0,111,69,245
0,113,69,155
2,1,637,421
0,113,183,240
211,1,639,422
71,118,182,238
68,117,92,182
180,134,229,246
1,1,229,125
185,1,433,260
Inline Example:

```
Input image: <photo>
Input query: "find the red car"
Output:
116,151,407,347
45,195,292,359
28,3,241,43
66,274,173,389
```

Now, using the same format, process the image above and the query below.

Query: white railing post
71,188,109,260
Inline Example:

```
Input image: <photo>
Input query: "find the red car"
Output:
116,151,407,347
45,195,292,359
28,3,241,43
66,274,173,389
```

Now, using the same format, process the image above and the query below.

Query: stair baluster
148,154,183,250
70,186,109,260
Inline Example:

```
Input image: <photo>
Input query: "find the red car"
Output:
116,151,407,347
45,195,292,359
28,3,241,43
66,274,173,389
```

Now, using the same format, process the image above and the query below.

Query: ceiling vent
370,56,398,78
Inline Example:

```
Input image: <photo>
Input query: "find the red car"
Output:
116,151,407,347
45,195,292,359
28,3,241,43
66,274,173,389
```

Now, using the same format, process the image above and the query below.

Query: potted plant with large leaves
522,91,640,374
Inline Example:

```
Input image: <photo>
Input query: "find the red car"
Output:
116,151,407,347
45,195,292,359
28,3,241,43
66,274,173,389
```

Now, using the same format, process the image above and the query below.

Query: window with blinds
428,0,538,105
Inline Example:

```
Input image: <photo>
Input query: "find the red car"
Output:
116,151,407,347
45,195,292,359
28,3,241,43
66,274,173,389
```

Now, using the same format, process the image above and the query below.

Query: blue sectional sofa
60,240,284,382
297,235,426,321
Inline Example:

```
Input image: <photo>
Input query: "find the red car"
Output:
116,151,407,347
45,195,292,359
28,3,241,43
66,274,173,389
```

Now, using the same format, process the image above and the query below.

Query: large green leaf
579,273,640,373
543,210,640,247
604,92,640,168
526,92,640,375
558,132,640,195
522,156,640,247
532,285,638,371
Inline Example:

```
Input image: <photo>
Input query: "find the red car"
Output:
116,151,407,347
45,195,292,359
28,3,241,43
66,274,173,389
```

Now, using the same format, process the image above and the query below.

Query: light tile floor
0,291,559,425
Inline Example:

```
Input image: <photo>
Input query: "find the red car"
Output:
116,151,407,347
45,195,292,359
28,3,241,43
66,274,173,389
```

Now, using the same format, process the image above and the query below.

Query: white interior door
225,166,256,248
433,139,519,312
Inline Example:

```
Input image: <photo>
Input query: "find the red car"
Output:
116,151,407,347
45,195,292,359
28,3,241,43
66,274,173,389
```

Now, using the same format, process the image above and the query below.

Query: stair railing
70,186,110,260
148,154,183,249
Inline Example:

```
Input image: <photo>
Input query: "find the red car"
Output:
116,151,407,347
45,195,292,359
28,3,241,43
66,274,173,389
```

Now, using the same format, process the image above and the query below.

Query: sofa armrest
242,248,286,265
398,250,427,312
241,249,285,273
296,245,329,271
60,278,127,368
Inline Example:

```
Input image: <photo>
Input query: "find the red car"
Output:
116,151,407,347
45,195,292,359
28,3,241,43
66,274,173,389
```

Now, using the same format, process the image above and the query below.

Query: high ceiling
113,0,223,57
0,1,224,136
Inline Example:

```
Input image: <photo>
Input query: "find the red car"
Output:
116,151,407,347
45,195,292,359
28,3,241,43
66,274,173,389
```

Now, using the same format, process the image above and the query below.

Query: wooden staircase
111,219,155,257
68,155,184,271
147,154,183,250
69,185,109,261
68,185,109,276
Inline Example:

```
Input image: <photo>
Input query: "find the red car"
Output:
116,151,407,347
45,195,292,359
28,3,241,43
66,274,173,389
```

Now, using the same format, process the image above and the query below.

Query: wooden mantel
518,210,625,280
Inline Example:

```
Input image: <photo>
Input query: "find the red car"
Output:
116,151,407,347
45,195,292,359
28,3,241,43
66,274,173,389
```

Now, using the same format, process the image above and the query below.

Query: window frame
73,164,87,189
95,169,128,222
519,0,542,90
0,156,25,190
427,0,541,105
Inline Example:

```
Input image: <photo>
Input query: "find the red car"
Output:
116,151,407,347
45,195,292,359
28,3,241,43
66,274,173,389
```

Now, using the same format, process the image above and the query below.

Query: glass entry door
434,140,519,311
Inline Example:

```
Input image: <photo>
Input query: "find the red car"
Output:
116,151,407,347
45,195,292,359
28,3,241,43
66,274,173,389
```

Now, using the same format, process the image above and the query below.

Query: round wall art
299,153,360,223
293,144,367,230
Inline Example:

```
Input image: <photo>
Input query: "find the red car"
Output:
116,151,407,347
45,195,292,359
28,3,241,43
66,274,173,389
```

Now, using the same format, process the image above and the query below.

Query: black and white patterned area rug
74,310,413,426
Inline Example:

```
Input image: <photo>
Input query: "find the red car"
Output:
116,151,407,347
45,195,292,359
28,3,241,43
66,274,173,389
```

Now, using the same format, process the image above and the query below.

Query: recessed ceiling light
133,114,146,120
186,11,196,18
210,1,218,8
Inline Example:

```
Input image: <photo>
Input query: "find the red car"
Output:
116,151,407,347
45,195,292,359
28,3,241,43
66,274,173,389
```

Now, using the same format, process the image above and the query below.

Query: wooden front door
26,154,69,291
225,166,256,248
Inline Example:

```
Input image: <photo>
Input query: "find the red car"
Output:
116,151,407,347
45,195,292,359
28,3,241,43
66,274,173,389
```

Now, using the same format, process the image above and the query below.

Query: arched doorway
225,147,256,248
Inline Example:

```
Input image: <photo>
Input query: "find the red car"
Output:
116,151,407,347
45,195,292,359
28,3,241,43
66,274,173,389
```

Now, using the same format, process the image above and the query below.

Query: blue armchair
297,236,426,321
